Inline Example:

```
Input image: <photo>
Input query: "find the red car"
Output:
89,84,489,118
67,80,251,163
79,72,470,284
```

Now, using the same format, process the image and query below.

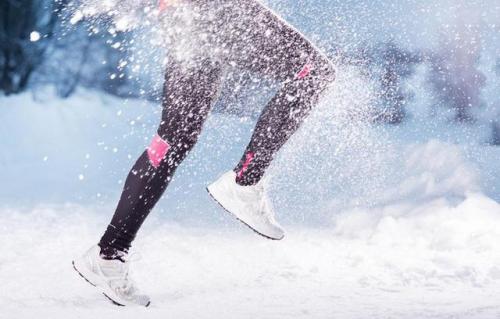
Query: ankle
98,245,127,262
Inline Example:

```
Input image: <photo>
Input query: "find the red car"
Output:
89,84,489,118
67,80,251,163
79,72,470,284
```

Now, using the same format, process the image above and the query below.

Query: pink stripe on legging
147,134,170,168
158,0,168,12
237,152,255,179
297,63,313,79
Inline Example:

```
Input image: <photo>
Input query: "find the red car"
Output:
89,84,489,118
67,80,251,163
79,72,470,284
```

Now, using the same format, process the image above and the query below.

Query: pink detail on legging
147,134,170,168
237,152,255,179
297,63,312,79
158,0,168,12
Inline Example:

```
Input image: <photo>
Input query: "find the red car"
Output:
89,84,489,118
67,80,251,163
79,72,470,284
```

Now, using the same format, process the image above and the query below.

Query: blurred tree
370,41,422,124
428,11,486,122
0,0,66,95
27,2,137,99
492,120,500,146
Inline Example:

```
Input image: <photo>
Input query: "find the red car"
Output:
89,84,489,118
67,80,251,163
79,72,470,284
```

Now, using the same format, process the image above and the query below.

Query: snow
2,200,500,318
2,69,500,318
29,31,41,42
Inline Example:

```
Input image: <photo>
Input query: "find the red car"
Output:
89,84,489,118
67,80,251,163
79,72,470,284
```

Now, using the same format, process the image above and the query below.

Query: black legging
99,0,335,257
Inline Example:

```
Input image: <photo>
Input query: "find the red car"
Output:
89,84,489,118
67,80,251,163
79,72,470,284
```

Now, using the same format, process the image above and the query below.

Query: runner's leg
224,0,336,185
99,58,222,257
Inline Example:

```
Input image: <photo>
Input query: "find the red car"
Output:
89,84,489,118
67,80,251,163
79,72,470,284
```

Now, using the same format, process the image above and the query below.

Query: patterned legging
99,0,335,257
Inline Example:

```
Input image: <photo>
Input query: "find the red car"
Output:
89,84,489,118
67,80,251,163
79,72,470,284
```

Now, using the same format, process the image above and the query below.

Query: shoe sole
72,261,150,307
206,187,284,241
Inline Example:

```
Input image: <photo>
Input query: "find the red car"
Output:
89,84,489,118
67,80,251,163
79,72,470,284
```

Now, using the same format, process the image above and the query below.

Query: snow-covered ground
3,202,500,319
2,65,500,318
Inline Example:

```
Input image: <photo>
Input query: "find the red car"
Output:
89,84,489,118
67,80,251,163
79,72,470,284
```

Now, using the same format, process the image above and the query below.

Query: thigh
218,0,327,81
158,57,223,146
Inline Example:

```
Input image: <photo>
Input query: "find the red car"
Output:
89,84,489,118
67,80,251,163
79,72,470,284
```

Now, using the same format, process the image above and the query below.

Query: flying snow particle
78,174,85,181
30,31,41,42
70,11,84,25
115,18,133,32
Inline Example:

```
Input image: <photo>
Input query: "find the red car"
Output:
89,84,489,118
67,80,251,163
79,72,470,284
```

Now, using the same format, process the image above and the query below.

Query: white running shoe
72,245,150,307
207,171,285,240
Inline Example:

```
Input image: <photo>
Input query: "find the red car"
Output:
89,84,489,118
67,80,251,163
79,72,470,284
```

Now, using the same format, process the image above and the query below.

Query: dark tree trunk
0,0,62,95
492,121,500,146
